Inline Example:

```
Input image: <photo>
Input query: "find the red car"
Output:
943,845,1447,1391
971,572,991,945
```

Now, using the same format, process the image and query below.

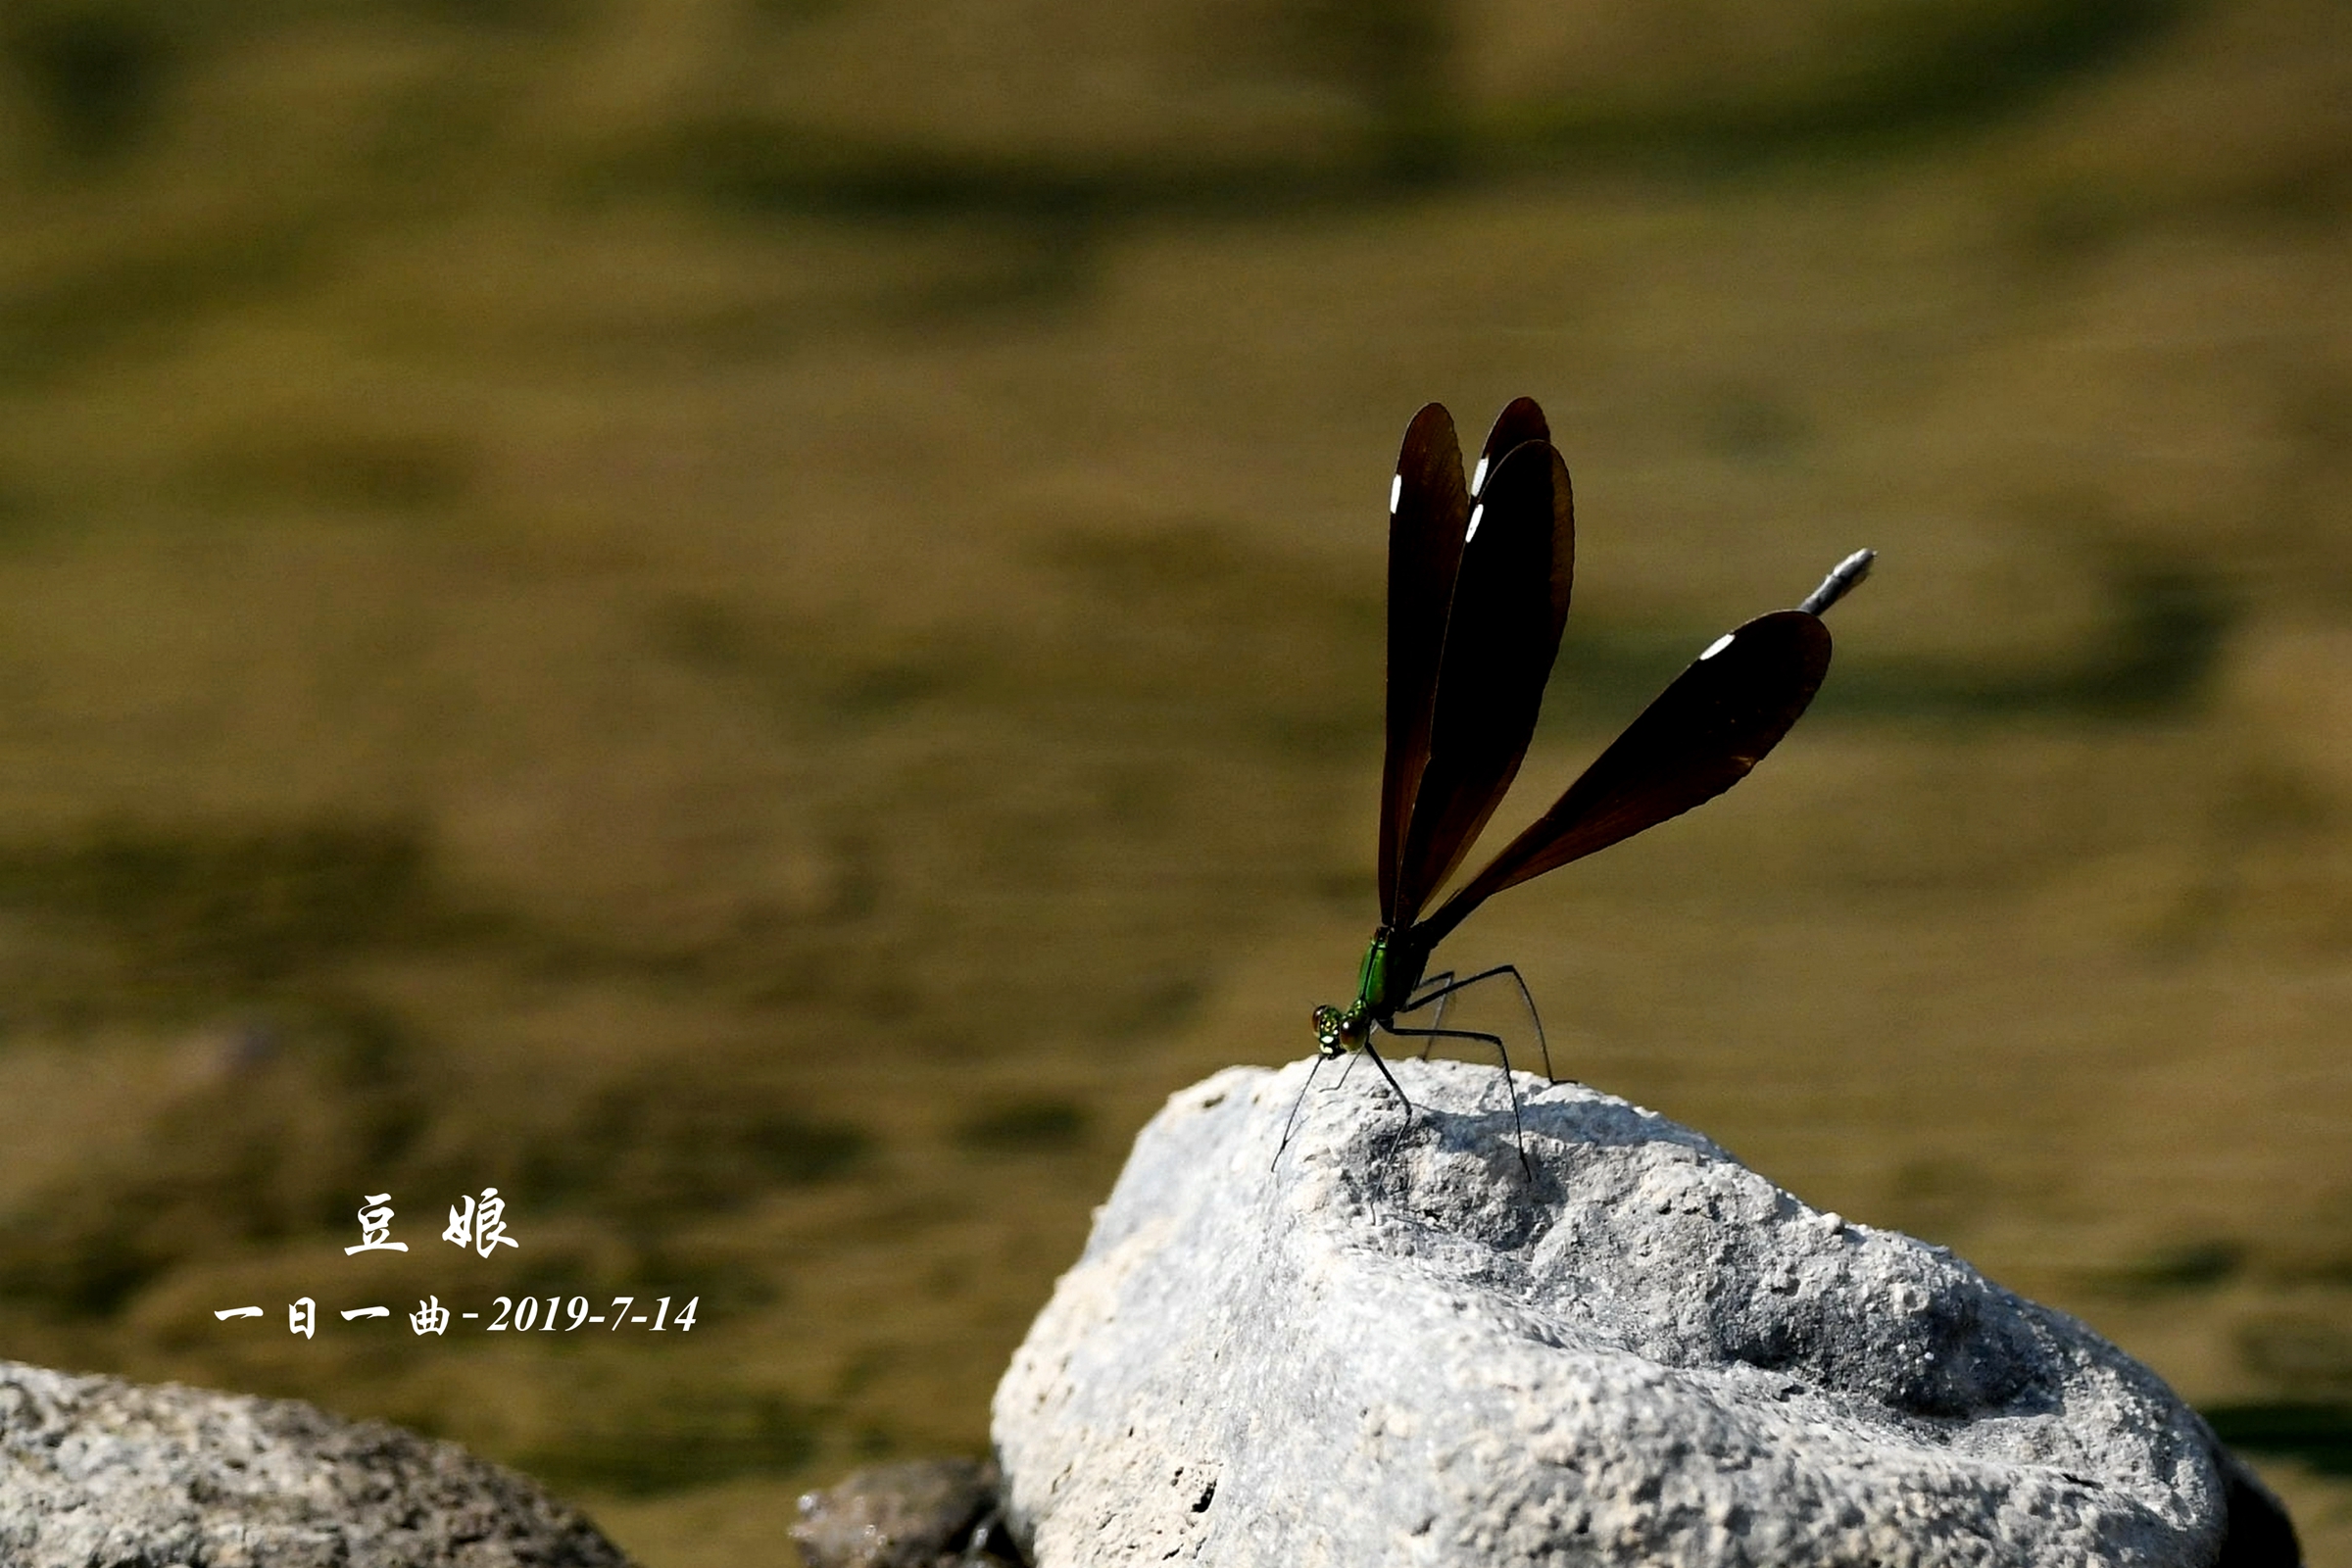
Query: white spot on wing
1700,633,1735,661
1470,456,1489,497
1465,503,1485,542
1389,473,1402,514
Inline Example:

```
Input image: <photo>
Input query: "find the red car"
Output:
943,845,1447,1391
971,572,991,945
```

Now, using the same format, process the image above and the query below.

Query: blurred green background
0,0,2349,1560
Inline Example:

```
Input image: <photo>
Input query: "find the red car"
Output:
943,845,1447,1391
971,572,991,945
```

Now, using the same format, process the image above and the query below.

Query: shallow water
1,1,2350,1561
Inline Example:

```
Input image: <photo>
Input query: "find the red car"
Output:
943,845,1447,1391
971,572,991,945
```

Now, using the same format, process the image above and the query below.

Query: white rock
993,1058,2275,1567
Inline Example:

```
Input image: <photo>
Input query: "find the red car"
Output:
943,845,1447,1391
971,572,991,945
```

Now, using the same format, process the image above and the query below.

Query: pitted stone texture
792,1457,1006,1567
993,1059,2261,1567
0,1359,631,1567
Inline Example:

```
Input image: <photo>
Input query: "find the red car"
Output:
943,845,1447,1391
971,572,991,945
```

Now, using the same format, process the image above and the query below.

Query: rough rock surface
792,1457,1018,1567
993,1058,2288,1567
0,1359,631,1567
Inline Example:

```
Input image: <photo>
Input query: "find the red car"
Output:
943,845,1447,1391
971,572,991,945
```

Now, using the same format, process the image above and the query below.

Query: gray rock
792,1457,1012,1567
0,1359,632,1567
993,1058,2285,1567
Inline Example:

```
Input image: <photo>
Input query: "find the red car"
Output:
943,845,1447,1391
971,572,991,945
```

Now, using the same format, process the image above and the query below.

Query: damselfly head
1310,1004,1359,1056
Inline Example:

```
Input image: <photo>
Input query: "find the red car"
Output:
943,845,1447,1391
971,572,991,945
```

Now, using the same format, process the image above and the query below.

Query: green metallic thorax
1311,926,1432,1057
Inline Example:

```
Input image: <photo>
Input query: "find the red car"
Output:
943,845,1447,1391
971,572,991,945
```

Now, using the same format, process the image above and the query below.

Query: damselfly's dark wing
1380,398,1558,924
1377,404,1471,927
1416,608,1831,944
1472,397,1548,499
1390,437,1575,927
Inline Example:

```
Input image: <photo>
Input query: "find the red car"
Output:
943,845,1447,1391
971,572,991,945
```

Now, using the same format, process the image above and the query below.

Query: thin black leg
1333,1049,1361,1091
1406,970,1454,1059
1381,1019,1532,1178
1358,1037,1414,1118
1273,1054,1327,1168
1396,963,1556,1083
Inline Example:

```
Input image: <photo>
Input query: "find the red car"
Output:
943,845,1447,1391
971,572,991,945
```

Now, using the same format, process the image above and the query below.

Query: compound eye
1310,1005,1343,1052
